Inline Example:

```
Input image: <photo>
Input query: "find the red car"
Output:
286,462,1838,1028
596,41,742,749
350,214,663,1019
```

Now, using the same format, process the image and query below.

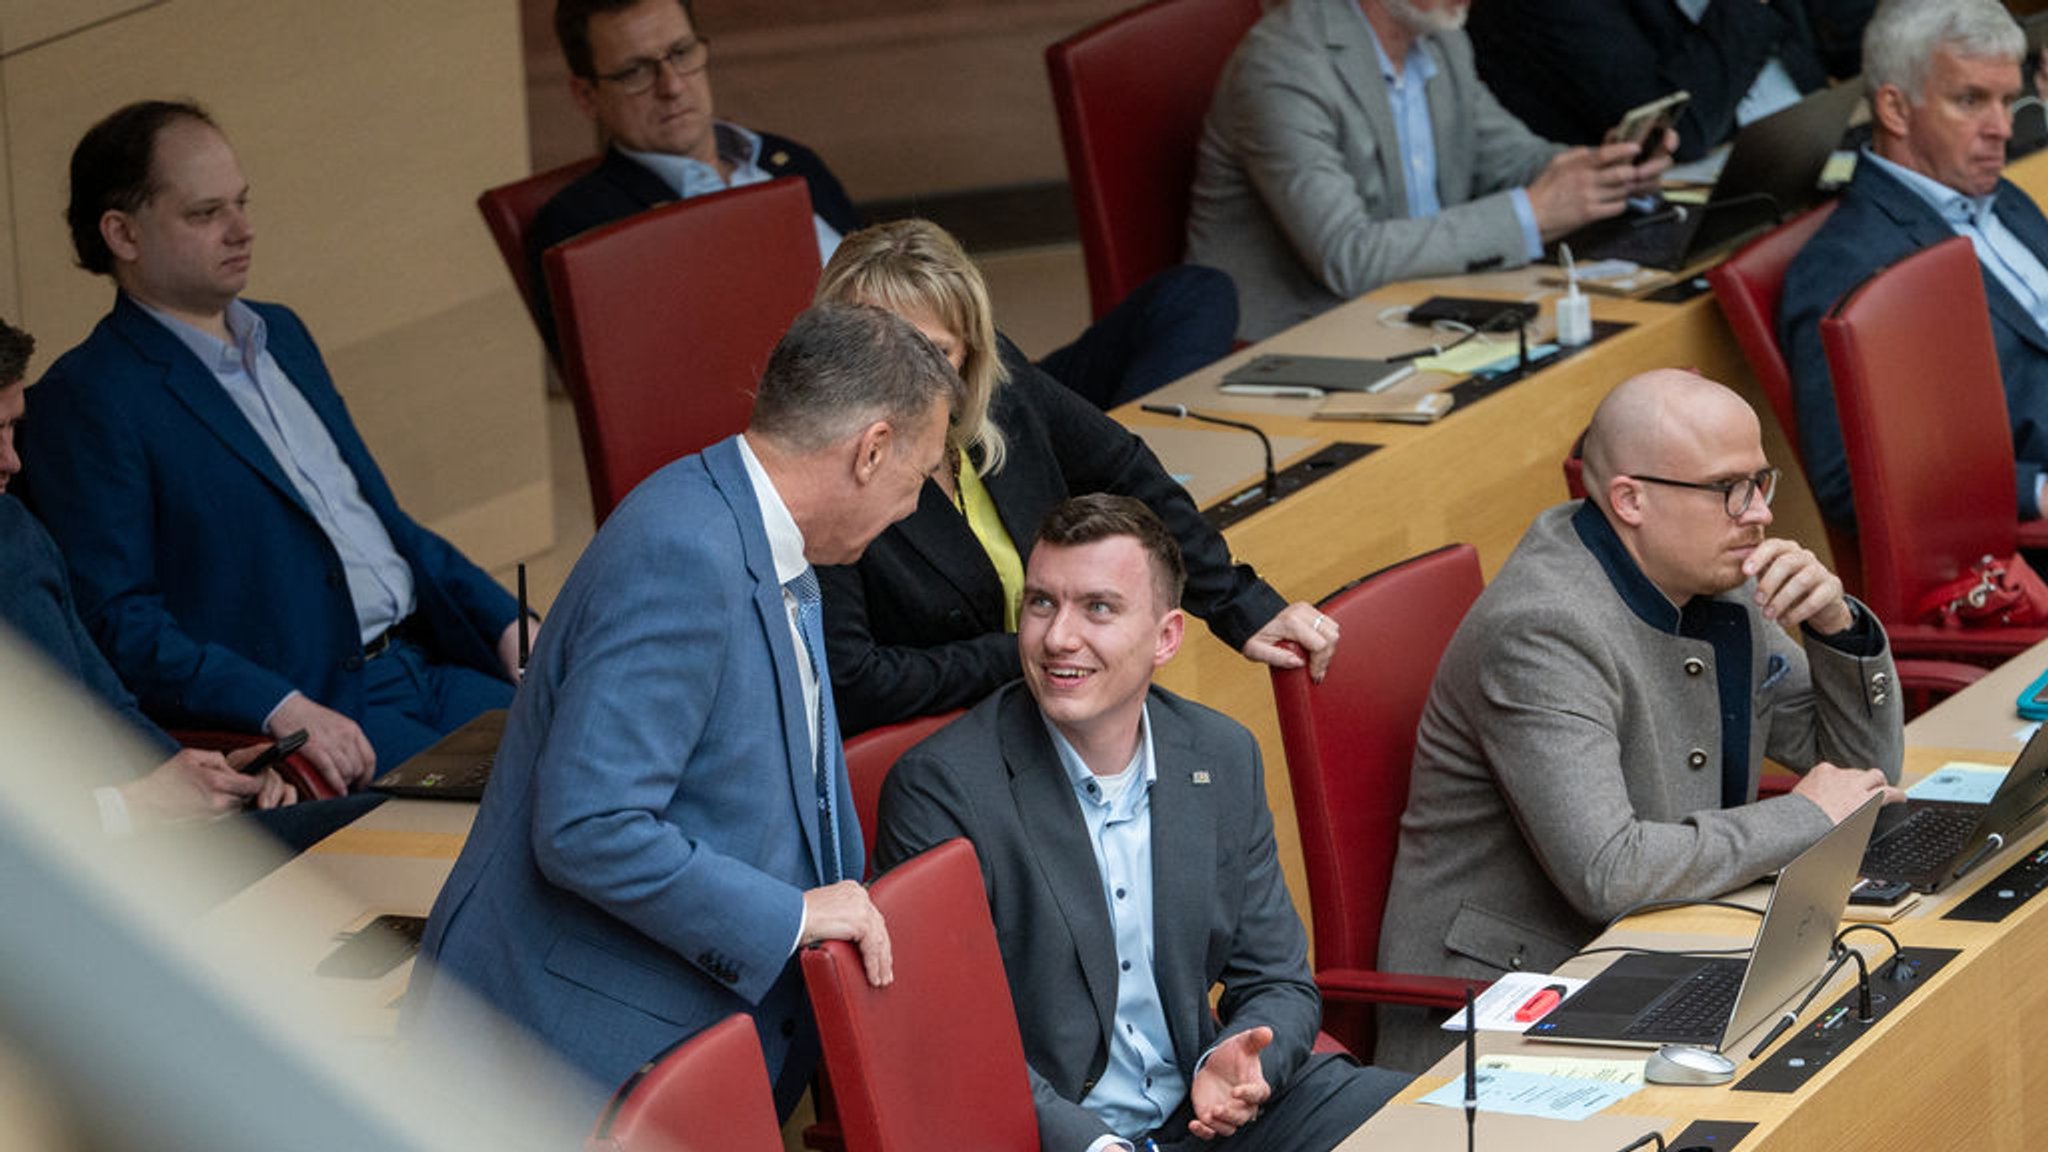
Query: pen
1512,983,1569,1023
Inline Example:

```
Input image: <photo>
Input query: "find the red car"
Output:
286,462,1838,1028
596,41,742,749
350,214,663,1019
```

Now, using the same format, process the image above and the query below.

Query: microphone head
1139,402,1189,419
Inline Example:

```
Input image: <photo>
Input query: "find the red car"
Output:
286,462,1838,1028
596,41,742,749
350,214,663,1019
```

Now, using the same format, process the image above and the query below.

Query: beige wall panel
700,1,1128,200
321,289,552,567
5,0,552,563
0,0,150,55
0,84,14,324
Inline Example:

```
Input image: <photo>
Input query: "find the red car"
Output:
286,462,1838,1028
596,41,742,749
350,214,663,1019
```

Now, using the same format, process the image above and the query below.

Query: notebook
370,709,506,801
1859,725,2048,892
1525,795,1880,1051
1555,80,1863,271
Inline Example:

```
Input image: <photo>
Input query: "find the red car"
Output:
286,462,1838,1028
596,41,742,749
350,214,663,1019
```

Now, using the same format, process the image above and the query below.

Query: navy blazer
526,135,862,350
818,339,1286,735
20,294,515,732
1779,160,2048,527
413,437,863,1121
876,684,1322,1151
1467,0,1833,162
0,495,174,755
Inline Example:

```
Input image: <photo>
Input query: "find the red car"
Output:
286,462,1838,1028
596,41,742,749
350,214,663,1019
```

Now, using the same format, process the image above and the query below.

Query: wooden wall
0,0,552,571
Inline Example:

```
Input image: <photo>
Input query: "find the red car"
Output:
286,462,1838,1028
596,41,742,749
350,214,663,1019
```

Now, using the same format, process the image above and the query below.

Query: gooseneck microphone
1613,1133,1667,1152
1463,987,1478,1152
1140,403,1278,506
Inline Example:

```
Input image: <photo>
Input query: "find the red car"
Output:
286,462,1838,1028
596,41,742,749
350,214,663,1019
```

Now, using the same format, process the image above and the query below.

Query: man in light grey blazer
877,494,1407,1152
1187,0,1668,339
1376,369,1905,1072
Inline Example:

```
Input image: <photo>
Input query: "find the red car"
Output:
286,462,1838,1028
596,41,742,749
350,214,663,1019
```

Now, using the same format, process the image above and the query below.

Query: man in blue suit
412,302,956,1121
24,101,527,793
1781,0,2048,529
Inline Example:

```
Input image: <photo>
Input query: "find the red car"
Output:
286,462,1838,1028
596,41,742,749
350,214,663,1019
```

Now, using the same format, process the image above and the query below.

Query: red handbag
1915,552,2048,629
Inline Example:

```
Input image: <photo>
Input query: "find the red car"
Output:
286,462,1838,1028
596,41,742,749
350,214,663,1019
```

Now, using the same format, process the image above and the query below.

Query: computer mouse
1643,1045,1737,1086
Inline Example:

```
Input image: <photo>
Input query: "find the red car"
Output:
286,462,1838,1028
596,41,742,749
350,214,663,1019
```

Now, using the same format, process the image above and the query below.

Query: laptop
1525,795,1880,1051
1554,80,1864,271
370,709,505,801
1859,727,2048,893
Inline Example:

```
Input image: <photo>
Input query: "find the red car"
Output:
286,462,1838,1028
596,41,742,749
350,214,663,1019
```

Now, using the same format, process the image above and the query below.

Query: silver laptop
1525,795,1881,1051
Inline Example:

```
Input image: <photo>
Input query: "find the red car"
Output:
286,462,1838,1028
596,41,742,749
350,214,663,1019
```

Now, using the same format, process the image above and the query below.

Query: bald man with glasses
1372,369,1904,1073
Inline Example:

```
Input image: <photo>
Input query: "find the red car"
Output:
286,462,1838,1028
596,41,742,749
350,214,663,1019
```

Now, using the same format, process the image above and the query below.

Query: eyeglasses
594,37,711,94
1628,467,1780,517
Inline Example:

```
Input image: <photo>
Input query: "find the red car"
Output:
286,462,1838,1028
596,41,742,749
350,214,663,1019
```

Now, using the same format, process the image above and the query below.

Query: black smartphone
239,728,309,776
1612,90,1689,164
315,914,428,979
1849,877,1914,906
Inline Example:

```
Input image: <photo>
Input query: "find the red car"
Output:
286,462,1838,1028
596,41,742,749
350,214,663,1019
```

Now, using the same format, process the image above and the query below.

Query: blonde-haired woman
815,219,1338,735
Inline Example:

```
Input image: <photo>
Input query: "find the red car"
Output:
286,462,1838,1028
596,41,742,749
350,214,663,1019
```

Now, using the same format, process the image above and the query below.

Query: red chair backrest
1820,237,2017,625
585,1013,783,1152
477,157,602,333
843,710,963,878
1706,200,1838,451
801,838,1037,1152
544,178,820,525
1269,544,1484,1054
1706,201,1864,593
1046,0,1262,319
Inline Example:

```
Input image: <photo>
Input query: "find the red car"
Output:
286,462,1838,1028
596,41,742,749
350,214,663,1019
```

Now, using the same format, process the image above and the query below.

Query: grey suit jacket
1375,503,1902,1071
875,684,1320,1151
1186,0,1561,339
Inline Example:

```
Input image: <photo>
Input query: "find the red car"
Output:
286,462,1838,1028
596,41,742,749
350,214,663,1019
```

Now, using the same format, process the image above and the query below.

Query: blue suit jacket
875,684,1321,1151
19,294,515,732
413,437,863,1119
1780,160,2048,527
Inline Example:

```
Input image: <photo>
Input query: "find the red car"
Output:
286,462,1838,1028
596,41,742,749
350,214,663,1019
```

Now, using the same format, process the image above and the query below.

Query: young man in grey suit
1187,0,1671,340
1376,369,1905,1072
877,494,1408,1152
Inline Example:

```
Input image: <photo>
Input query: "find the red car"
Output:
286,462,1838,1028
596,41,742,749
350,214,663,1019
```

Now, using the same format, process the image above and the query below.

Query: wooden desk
197,798,473,1037
1128,145,2048,947
1340,639,2048,1149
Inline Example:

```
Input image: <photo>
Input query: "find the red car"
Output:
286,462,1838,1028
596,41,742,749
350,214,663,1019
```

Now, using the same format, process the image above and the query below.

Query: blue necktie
787,567,847,884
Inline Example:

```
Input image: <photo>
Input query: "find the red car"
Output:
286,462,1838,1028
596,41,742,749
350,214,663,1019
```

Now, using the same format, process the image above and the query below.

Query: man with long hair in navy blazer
23,101,526,794
412,303,956,1122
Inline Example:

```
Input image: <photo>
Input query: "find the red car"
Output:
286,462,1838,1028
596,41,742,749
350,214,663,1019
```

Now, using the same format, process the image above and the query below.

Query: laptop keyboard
1623,959,1744,1041
1575,213,1693,269
455,757,494,788
1861,806,1979,878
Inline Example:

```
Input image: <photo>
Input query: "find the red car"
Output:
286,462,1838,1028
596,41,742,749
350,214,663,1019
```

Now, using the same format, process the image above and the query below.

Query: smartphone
1612,90,1689,163
315,914,427,979
1848,877,1914,906
239,728,309,776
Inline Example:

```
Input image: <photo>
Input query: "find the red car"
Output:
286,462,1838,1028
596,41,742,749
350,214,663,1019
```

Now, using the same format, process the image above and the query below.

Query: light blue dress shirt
1045,708,1185,1143
622,121,842,264
1359,15,1542,260
1863,149,2048,342
137,298,414,648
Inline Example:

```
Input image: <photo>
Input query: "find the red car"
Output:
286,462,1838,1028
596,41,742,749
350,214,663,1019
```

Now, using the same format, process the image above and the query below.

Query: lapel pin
769,150,790,167
1191,770,1211,785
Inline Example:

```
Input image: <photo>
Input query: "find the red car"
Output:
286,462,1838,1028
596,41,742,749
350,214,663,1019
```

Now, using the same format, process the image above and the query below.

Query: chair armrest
2017,519,2048,552
1315,967,1489,1010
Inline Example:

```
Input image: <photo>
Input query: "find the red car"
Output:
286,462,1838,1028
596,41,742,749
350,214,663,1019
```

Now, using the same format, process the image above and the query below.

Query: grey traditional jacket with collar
1375,501,1902,1071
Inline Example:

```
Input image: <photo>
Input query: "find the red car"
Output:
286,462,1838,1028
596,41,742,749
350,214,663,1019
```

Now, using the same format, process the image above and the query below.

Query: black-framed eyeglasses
1628,467,1780,517
595,37,711,94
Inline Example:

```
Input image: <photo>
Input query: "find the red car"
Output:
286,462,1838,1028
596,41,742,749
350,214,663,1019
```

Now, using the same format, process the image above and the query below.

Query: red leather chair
1706,202,1867,590
585,1013,783,1152
843,710,963,877
477,157,602,336
1046,0,1262,320
1822,236,2048,666
1269,544,1490,1058
544,177,820,524
802,838,1038,1152
799,709,962,1152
